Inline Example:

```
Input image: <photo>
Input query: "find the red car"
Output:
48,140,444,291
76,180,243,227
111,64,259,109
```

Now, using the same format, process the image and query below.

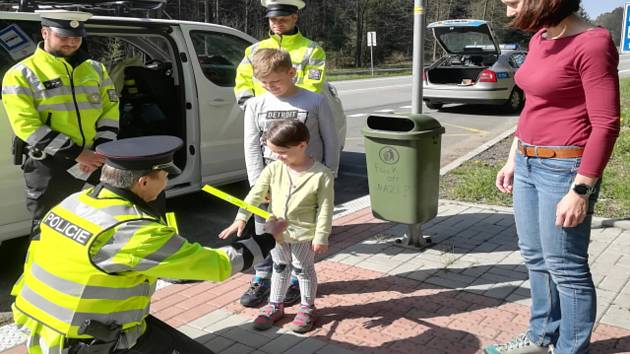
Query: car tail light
478,69,497,83
422,69,427,82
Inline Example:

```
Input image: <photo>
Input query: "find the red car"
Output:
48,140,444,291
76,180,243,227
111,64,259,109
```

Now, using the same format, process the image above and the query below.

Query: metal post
403,0,431,249
370,45,374,77
411,0,426,114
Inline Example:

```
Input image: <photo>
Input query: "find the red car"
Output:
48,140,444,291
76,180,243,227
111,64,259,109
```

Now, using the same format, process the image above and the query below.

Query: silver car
423,19,526,112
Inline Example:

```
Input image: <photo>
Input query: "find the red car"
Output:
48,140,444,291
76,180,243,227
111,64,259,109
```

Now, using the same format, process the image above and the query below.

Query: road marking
375,109,395,113
347,113,367,118
338,83,412,94
440,122,488,134
399,105,412,109
334,76,411,85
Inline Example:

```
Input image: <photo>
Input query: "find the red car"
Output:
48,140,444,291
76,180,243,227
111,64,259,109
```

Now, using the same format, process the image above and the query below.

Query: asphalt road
0,76,535,315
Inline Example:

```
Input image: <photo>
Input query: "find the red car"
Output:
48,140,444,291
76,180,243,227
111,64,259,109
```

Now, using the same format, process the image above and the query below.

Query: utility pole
411,0,426,114
215,0,220,24
204,0,210,23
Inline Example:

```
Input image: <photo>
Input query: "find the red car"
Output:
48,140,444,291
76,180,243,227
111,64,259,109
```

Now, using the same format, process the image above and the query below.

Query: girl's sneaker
288,305,316,333
253,303,284,330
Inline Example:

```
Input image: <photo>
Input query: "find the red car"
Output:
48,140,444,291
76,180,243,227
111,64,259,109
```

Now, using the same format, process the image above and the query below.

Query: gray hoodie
243,87,339,186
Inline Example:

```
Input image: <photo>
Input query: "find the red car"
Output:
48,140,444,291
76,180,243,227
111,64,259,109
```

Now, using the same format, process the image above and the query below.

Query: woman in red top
486,1,621,354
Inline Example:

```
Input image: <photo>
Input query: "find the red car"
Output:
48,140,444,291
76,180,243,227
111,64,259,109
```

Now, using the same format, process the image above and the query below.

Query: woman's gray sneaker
484,333,551,354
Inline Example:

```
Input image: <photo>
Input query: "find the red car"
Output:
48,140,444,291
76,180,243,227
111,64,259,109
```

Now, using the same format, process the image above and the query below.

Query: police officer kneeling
11,135,287,354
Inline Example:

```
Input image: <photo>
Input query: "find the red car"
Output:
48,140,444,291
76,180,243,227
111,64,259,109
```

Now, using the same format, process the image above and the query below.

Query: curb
439,125,516,176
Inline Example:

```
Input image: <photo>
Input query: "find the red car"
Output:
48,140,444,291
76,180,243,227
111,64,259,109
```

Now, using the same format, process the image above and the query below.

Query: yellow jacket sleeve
91,219,276,281
234,46,256,104
299,44,326,94
1,67,82,160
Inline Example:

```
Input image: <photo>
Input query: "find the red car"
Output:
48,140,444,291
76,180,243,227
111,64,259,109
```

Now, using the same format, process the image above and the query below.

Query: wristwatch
571,182,594,197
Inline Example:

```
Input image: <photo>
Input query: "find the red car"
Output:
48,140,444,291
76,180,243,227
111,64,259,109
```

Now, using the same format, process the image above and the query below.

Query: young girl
219,119,334,333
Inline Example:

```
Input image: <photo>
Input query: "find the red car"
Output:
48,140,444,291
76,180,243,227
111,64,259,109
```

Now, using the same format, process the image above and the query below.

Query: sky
582,0,628,19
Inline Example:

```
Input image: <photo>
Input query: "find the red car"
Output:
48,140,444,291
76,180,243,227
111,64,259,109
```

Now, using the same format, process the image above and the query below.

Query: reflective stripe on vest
15,189,158,341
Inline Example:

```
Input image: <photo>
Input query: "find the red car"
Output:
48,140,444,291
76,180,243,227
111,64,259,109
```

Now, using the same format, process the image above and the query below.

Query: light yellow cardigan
236,160,334,245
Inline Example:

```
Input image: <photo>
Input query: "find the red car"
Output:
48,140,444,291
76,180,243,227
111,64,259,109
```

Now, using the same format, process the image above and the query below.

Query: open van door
180,23,254,186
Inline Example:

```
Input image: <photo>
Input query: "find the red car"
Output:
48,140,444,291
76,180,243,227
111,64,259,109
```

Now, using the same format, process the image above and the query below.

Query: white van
0,10,347,244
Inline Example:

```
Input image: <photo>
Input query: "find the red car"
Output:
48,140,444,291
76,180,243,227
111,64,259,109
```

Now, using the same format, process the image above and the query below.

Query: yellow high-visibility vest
13,186,238,353
1,45,119,159
234,29,326,103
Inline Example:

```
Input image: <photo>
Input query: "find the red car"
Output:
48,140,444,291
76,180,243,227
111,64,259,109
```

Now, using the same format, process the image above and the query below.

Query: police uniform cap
96,136,183,176
36,10,92,37
261,0,305,17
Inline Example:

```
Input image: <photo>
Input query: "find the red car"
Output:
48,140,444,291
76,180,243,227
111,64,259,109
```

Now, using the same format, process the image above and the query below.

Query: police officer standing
232,0,327,309
234,0,326,105
11,135,287,354
2,10,119,239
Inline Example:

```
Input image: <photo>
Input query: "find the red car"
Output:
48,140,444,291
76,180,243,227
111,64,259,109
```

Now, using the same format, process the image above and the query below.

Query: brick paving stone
203,334,235,352
283,337,328,354
220,342,255,354
259,333,306,353
221,326,275,348
315,343,360,354
151,283,189,301
150,293,188,312
0,347,26,354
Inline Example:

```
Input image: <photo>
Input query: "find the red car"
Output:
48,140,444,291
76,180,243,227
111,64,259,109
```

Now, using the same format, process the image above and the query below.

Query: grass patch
440,78,630,219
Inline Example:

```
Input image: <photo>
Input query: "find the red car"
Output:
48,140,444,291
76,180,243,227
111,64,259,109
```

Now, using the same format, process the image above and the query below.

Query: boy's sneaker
253,303,284,330
288,305,316,333
283,283,301,306
240,279,270,307
484,333,551,354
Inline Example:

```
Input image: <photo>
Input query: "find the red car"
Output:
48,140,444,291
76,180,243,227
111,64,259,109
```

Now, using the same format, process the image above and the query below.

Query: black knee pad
273,263,288,273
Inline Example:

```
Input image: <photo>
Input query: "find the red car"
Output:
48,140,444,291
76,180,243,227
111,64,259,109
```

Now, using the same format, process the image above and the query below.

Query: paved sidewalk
2,200,630,354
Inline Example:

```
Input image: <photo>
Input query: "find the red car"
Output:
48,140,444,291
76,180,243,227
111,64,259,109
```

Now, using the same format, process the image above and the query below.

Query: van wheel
426,102,443,110
504,88,524,113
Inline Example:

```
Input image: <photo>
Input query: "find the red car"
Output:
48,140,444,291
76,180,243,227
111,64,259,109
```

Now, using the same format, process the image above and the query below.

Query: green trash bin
361,114,445,225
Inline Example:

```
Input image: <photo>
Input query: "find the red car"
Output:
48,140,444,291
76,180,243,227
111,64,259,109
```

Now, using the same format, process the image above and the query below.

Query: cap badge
69,20,80,28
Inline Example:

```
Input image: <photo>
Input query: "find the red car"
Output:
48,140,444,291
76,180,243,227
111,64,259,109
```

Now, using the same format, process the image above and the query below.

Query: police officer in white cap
234,0,326,105
233,0,327,310
2,10,119,239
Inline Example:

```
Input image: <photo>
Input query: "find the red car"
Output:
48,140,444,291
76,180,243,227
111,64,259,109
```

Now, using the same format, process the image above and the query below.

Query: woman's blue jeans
513,151,598,354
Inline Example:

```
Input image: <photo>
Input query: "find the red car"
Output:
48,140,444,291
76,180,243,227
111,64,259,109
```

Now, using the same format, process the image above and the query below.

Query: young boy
238,48,339,308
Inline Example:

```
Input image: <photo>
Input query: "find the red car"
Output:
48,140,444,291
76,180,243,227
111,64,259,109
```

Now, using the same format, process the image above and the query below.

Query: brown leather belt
518,144,583,158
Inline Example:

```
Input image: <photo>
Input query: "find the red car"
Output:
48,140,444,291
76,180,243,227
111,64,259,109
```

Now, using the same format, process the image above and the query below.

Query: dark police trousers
69,316,214,354
23,157,86,239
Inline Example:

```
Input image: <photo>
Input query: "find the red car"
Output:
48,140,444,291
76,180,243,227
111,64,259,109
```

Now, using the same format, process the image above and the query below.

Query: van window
190,31,249,87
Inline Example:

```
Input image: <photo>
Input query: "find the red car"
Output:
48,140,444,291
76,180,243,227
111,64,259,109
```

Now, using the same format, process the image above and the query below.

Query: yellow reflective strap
202,185,271,220
165,212,179,234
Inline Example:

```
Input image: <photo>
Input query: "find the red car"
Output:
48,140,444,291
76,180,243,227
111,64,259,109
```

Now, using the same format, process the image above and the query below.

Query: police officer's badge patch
107,89,119,102
88,93,101,104
308,69,322,80
43,78,63,90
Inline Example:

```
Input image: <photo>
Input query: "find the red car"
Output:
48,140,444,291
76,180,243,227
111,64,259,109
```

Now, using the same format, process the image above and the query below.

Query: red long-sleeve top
515,27,620,178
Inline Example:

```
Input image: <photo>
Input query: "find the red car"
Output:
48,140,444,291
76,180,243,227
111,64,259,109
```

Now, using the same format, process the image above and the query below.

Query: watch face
574,184,589,195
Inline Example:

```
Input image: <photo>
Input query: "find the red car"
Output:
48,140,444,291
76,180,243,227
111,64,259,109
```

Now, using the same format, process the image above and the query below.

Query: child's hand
264,193,271,203
312,243,328,254
264,216,287,243
218,220,246,239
